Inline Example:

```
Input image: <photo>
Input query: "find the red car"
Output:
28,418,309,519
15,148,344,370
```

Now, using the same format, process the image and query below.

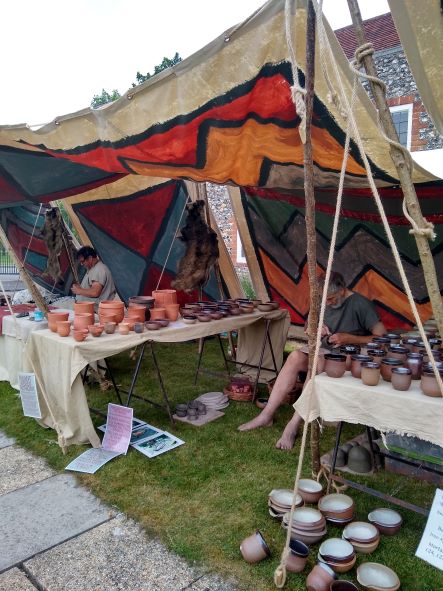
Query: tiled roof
335,13,401,59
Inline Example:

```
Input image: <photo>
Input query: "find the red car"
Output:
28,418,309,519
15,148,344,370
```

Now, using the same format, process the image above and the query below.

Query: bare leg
275,411,303,450
238,350,308,431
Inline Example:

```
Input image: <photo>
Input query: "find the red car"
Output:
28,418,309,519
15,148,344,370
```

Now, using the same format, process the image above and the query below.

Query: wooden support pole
0,223,49,314
303,0,321,475
347,0,443,337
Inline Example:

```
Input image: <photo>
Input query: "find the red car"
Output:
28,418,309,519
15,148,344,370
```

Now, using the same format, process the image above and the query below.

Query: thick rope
284,0,307,144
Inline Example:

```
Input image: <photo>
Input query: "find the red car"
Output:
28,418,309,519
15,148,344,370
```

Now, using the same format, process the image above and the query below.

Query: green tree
91,53,182,108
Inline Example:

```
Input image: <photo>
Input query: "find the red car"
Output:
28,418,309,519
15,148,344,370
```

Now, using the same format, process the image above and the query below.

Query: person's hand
71,283,81,295
321,324,331,337
327,332,353,347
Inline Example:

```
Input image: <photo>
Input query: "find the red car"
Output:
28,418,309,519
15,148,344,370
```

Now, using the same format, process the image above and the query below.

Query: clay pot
385,333,401,345
380,358,403,382
324,354,347,378
429,338,442,350
150,308,166,320
118,323,130,335
145,321,162,331
339,345,360,370
88,324,104,337
330,581,359,591
347,445,372,473
401,337,418,351
73,330,87,342
165,303,180,321
372,336,391,348
98,301,124,323
56,320,71,337
73,312,94,331
391,367,412,391
350,354,373,379
133,322,144,334
99,312,118,325
297,479,324,504
388,345,408,362
48,312,69,332
366,348,386,364
152,289,177,308
423,348,443,363
306,562,336,591
127,305,146,322
104,321,116,334
128,296,154,321
74,301,95,316
421,365,443,397
285,539,309,573
361,361,381,386
239,530,270,564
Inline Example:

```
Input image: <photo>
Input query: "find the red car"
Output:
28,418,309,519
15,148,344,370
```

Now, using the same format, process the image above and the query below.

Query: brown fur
41,207,64,282
172,200,219,293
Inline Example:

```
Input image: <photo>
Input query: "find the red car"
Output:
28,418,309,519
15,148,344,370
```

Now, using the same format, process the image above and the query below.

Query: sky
0,0,389,126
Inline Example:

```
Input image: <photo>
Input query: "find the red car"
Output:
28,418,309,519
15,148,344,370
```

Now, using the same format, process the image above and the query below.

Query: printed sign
416,488,443,571
18,372,41,418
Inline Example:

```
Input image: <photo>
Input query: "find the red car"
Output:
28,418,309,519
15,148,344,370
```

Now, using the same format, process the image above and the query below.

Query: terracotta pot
150,308,166,320
385,333,401,345
152,289,177,307
361,361,380,386
74,302,94,316
73,330,87,342
56,320,71,337
48,312,69,332
380,358,403,382
306,562,336,591
99,312,118,325
324,354,347,378
118,323,130,335
350,355,373,379
127,306,146,323
73,313,94,331
165,303,180,321
88,324,104,337
391,367,412,391
239,530,270,564
401,337,418,352
98,300,125,323
128,297,154,321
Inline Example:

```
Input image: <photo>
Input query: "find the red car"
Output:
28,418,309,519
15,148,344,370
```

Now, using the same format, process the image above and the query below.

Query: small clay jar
240,530,271,564
175,403,188,417
340,345,360,370
88,324,104,337
104,321,116,334
285,539,309,573
165,303,180,321
306,562,336,591
324,354,347,378
385,333,401,345
380,358,403,382
56,320,71,337
372,336,391,350
388,345,408,362
360,342,379,355
361,361,381,386
133,322,144,334
421,365,443,397
412,340,426,354
118,322,130,335
350,354,373,379
187,407,198,420
401,337,418,352
149,307,166,320
391,367,412,391
423,348,443,364
74,301,95,316
366,348,386,364
73,329,87,342
429,338,442,350
406,352,423,380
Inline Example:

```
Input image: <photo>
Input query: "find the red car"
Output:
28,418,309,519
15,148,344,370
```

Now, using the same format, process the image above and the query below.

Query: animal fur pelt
172,200,219,293
41,207,64,283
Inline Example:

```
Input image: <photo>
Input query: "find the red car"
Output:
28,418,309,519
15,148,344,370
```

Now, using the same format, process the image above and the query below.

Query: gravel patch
0,568,36,591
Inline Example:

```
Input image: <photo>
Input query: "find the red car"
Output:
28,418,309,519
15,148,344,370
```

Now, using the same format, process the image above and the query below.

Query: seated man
238,272,386,449
71,246,116,311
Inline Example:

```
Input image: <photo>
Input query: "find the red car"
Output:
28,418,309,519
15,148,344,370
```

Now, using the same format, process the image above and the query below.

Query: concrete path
0,431,238,591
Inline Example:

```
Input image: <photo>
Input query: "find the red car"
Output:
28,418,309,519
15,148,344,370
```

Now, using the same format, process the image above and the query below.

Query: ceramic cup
104,321,116,334
306,562,336,591
361,361,381,386
391,366,412,391
351,354,373,379
380,358,403,382
133,322,144,333
240,530,271,564
324,354,347,378
285,539,309,573
405,352,423,380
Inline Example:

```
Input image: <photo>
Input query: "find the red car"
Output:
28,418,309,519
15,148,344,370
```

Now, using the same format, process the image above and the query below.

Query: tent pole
347,0,443,337
303,0,321,475
0,223,49,315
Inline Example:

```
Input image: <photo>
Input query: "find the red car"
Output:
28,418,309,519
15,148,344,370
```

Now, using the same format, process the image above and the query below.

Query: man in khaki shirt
71,246,116,311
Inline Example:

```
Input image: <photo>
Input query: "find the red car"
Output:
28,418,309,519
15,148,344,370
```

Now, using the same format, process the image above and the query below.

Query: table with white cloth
24,309,290,449
295,373,443,514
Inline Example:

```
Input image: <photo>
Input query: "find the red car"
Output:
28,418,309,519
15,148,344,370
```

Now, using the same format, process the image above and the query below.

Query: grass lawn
0,339,442,590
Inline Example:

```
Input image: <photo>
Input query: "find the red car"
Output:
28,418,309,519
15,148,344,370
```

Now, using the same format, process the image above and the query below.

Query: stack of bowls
318,494,355,525
368,508,402,536
357,562,400,591
318,538,356,573
281,507,327,545
195,391,229,410
297,478,324,504
268,489,303,519
342,521,380,554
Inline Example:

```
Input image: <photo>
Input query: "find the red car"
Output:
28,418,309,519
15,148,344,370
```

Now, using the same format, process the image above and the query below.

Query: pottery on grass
240,530,270,564
285,539,309,573
306,562,336,591
347,445,372,473
297,479,323,504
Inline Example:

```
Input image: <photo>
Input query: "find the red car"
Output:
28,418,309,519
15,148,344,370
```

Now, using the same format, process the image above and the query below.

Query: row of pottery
174,400,207,420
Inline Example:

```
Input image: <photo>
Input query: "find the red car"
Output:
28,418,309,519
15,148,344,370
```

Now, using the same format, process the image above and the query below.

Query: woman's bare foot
275,417,300,450
238,413,273,431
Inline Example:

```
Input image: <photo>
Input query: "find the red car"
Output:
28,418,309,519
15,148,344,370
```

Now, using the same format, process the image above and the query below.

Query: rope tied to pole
402,200,436,240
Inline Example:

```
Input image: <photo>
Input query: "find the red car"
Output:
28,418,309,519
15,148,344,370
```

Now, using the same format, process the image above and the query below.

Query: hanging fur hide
40,207,64,283
172,200,219,293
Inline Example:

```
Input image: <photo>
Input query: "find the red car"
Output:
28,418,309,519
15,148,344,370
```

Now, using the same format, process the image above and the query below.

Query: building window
389,104,413,150
236,231,247,264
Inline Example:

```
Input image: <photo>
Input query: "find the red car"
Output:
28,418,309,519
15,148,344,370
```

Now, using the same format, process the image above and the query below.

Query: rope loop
354,41,374,66
402,199,436,240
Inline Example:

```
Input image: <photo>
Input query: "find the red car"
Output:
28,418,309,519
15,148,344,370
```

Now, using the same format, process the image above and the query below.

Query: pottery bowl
347,445,373,474
133,321,144,333
88,324,104,337
255,397,268,410
182,315,197,324
257,303,274,312
290,507,325,529
145,321,161,331
357,562,400,591
347,537,380,554
240,304,254,314
319,538,354,563
318,494,355,520
368,508,402,535
73,329,87,342
229,307,242,315
297,479,324,504
343,521,379,544
210,311,223,320
240,530,271,564
282,523,328,546
197,314,211,322
320,554,357,574
251,299,262,307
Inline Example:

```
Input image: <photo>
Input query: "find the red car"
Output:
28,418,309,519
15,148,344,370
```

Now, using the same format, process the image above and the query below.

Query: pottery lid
361,361,380,369
391,367,411,375
381,357,403,365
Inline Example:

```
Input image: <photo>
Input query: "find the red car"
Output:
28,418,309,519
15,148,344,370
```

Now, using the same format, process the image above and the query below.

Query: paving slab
185,574,238,591
0,473,111,571
0,431,15,449
25,516,223,591
0,567,36,591
0,445,55,495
